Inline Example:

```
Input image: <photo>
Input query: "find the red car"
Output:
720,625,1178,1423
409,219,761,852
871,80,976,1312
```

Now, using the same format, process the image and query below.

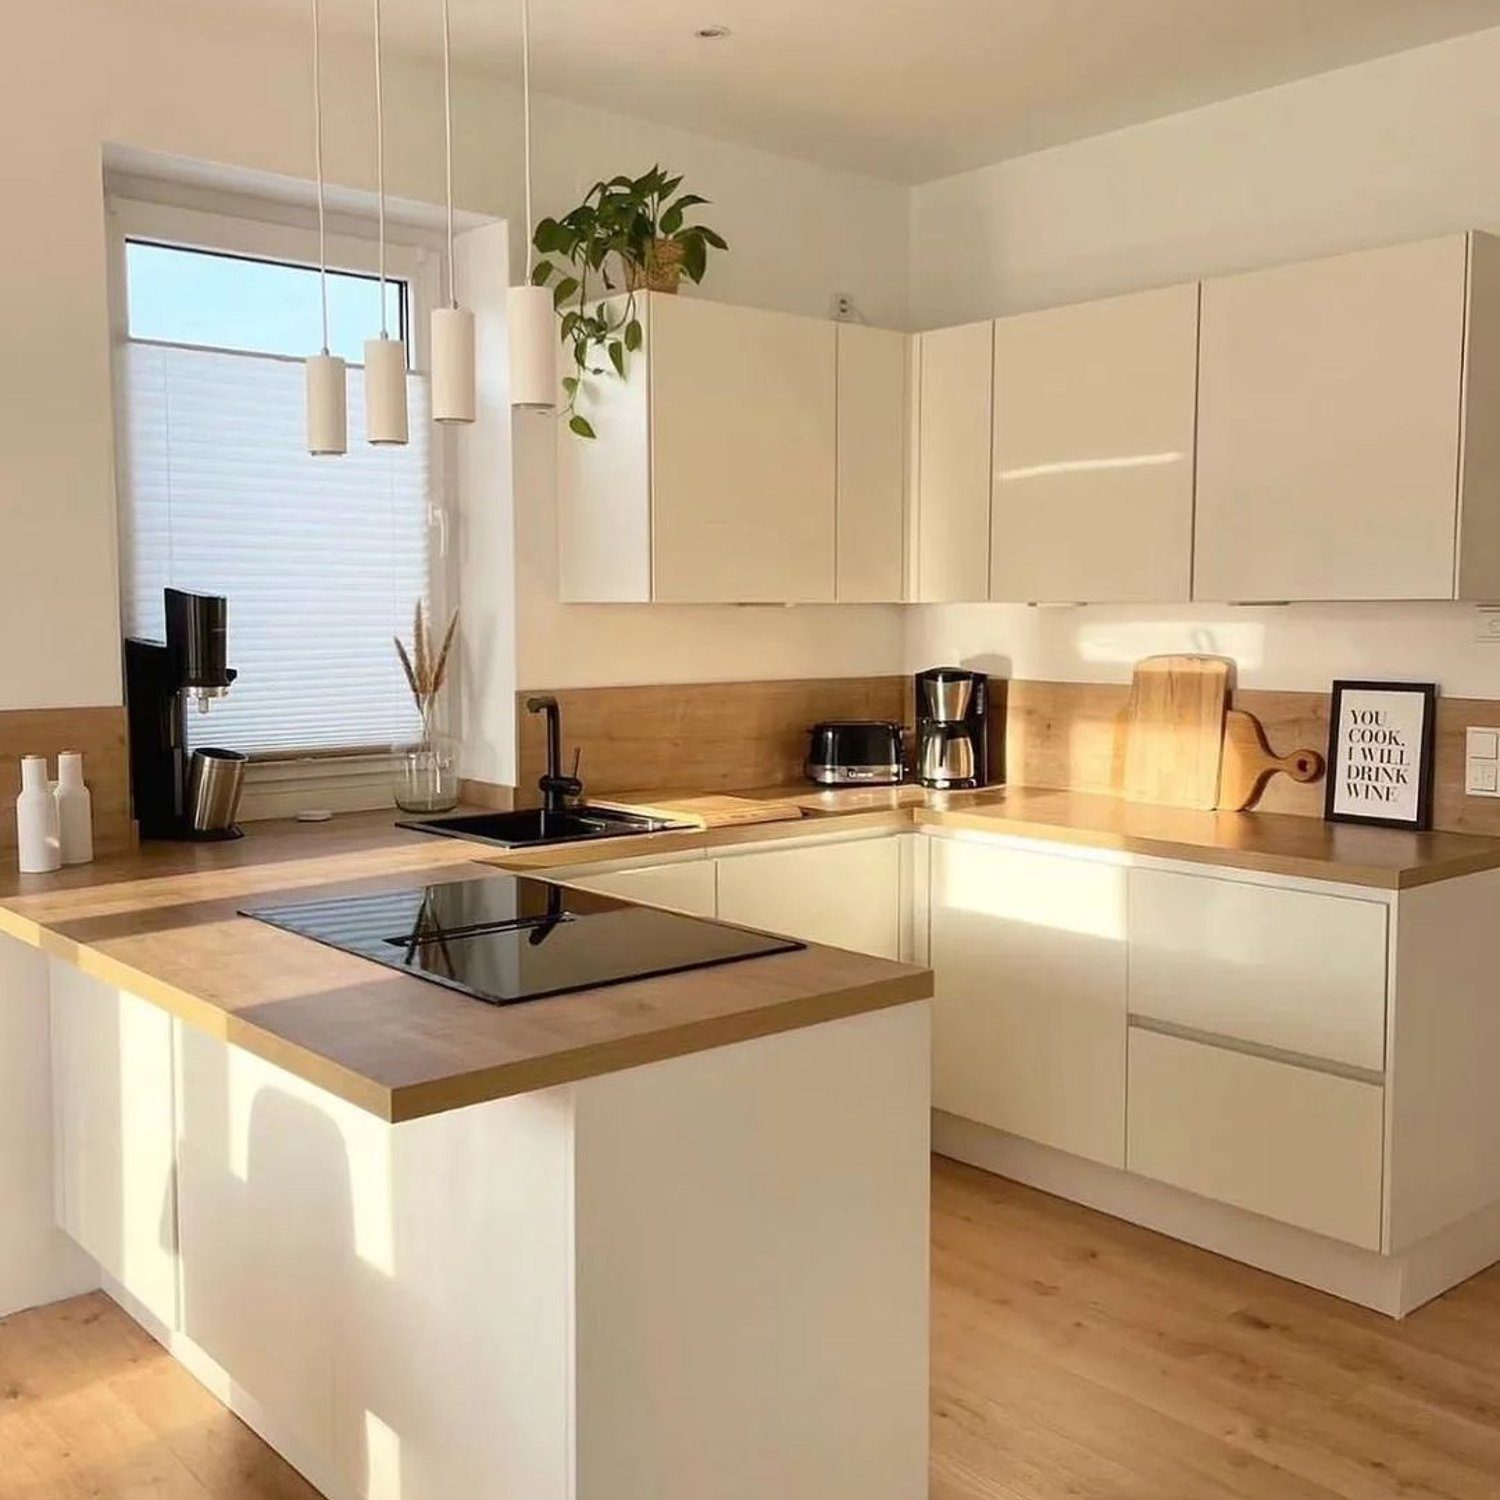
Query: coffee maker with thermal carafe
915,666,995,790
125,588,242,839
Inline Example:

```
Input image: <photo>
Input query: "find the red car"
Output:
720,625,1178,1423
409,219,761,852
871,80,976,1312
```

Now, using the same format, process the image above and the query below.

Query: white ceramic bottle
15,755,61,873
54,750,93,865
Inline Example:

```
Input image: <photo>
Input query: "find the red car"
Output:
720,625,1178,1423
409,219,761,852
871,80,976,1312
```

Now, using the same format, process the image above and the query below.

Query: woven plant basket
624,238,687,294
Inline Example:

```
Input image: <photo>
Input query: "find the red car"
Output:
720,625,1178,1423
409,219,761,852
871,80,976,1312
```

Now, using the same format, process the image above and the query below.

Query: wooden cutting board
1216,709,1324,812
591,791,805,830
1118,655,1231,810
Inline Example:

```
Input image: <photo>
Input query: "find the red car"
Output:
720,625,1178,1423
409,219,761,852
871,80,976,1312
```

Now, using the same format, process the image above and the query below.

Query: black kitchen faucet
526,695,584,812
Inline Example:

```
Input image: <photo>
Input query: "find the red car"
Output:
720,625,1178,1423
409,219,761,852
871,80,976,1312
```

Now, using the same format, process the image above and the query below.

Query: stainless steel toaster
805,721,905,786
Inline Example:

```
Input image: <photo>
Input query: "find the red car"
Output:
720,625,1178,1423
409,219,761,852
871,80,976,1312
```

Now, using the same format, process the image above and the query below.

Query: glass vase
393,707,459,814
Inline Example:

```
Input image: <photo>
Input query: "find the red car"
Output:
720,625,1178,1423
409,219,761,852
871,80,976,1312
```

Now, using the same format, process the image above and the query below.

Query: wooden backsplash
514,674,1500,839
515,677,908,803
0,706,134,857
1007,679,1500,836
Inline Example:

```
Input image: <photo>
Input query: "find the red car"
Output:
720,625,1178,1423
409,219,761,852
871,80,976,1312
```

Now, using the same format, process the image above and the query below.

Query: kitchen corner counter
0,811,930,1122
596,780,1500,889
916,786,1500,889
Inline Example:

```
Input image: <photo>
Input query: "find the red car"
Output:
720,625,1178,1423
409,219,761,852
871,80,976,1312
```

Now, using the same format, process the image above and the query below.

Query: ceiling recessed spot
694,24,731,40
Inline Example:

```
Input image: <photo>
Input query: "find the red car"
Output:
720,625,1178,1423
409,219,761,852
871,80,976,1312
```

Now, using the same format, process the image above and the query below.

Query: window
125,241,407,363
112,200,442,759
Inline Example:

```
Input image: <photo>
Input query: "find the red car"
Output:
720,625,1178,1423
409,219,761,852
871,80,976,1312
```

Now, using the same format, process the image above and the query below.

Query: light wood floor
7,1157,1500,1499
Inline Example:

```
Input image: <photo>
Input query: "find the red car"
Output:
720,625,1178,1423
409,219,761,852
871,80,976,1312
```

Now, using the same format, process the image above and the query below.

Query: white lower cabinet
1128,867,1389,1072
50,961,178,1327
551,837,906,959
927,837,1128,1167
565,857,717,918
716,836,904,960
174,1023,357,1472
1126,1027,1384,1250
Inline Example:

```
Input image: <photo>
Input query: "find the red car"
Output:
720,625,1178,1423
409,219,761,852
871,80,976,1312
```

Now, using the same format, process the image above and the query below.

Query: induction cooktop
240,873,802,1007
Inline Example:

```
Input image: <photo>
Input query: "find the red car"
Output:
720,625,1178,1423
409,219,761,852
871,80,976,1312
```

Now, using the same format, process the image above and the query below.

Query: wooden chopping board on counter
591,791,806,829
1116,655,1231,810
1216,708,1325,812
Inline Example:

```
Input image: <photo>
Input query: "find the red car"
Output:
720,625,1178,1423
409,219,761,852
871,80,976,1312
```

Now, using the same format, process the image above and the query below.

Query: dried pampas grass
395,601,458,718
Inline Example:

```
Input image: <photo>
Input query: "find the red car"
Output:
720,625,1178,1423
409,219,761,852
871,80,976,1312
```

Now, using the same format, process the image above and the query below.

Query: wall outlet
1475,608,1500,642
1466,725,1500,796
830,292,856,322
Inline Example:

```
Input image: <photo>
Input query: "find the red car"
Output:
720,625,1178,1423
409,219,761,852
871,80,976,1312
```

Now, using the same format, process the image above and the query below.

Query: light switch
1469,727,1500,761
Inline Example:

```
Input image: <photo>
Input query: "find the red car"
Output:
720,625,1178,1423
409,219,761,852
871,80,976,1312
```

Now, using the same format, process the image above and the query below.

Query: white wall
906,26,1500,697
0,0,909,717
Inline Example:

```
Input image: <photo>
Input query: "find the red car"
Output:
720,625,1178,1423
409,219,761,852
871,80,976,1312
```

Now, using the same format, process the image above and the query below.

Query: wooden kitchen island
0,814,933,1500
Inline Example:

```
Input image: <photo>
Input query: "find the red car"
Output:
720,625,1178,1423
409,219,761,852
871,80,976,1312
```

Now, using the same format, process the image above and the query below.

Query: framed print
1324,680,1437,830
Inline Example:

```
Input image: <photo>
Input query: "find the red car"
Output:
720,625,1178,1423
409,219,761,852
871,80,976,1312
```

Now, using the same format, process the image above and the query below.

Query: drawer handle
1128,1014,1383,1087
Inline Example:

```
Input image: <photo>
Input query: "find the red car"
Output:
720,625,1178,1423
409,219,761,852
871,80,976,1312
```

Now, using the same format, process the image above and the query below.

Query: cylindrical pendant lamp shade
364,335,409,445
305,353,348,455
508,284,556,410
431,306,476,423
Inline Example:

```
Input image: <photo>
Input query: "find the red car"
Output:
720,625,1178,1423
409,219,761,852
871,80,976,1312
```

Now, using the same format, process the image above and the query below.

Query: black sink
398,805,691,850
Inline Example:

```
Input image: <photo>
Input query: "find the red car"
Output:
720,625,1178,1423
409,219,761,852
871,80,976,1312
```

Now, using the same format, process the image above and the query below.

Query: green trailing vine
529,166,728,437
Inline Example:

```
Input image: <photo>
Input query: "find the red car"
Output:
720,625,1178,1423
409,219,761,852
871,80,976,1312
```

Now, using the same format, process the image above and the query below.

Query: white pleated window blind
117,340,430,754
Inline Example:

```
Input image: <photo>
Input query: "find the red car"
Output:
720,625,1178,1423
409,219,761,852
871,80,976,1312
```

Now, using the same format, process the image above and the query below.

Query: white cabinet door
836,323,908,602
1195,235,1468,601
565,859,718,918
1127,1028,1384,1249
716,838,903,960
651,295,837,603
927,838,1128,1166
1128,868,1389,1072
913,320,993,602
50,963,178,1328
990,284,1198,603
174,1023,360,1472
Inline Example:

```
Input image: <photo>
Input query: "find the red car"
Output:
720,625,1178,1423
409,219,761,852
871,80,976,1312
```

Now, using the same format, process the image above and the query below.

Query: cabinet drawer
1128,869,1387,1072
1127,1028,1383,1249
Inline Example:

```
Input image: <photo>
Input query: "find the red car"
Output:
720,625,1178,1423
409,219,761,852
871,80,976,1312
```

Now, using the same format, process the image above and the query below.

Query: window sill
238,751,400,822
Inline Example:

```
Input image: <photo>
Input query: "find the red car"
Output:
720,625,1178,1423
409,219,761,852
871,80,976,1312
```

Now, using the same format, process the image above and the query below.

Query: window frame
106,189,455,813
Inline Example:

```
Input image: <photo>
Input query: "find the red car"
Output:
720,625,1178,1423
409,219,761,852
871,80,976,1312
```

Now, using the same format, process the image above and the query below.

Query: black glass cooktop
241,874,802,1006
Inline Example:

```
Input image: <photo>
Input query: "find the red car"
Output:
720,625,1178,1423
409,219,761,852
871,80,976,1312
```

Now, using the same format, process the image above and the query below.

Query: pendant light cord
312,0,330,354
442,0,456,308
521,0,534,277
373,0,389,338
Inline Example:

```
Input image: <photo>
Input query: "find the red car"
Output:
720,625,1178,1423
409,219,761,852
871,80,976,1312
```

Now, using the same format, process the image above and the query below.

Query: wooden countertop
914,787,1500,889
602,781,1500,888
0,812,929,1124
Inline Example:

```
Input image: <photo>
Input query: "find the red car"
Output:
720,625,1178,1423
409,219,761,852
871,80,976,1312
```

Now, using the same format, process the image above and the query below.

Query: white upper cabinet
561,293,888,605
912,320,993,602
651,295,836,602
1195,232,1500,602
990,284,1199,603
836,323,910,602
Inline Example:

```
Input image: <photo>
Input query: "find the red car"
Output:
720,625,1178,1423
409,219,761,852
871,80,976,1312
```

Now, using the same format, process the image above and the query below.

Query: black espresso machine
125,588,244,840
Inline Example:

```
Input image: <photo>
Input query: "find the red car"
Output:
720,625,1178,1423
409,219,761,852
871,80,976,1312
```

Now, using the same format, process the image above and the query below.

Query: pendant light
507,0,557,410
365,0,410,445
305,0,347,455
430,0,475,422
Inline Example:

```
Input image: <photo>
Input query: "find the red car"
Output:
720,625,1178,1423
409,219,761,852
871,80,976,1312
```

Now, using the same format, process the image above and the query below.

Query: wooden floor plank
6,1159,1500,1499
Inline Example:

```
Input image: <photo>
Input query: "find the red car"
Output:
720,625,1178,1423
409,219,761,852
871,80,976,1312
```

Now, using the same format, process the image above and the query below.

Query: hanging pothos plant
529,166,728,437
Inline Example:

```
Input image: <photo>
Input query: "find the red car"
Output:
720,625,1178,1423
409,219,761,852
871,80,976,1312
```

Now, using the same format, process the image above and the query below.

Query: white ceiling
234,0,1500,181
